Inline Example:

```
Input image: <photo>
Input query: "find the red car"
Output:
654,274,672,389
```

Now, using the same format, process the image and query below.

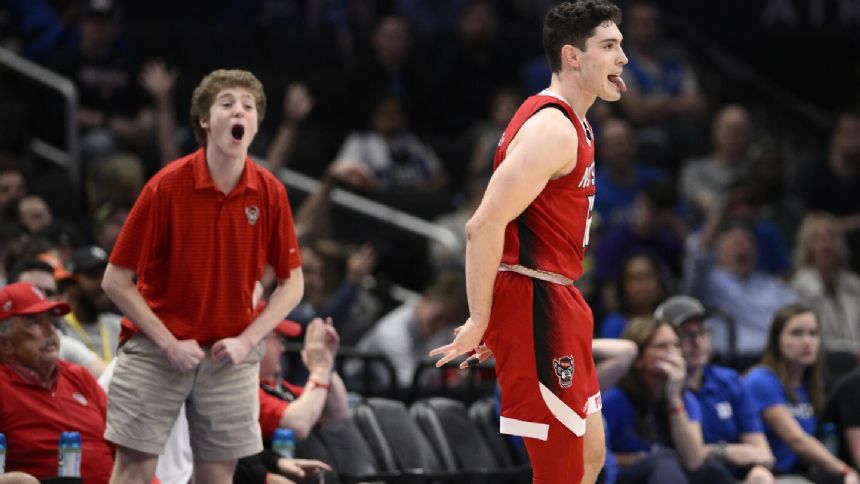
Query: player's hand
278,458,331,480
429,317,487,367
164,339,205,372
459,343,493,369
845,469,860,484
211,335,254,365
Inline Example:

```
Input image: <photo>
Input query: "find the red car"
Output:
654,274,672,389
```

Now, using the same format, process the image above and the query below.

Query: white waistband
499,263,574,286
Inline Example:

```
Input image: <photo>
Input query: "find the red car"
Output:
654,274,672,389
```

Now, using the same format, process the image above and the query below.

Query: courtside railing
0,47,79,185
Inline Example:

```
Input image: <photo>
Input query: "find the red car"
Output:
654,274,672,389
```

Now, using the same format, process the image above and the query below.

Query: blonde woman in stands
790,213,860,354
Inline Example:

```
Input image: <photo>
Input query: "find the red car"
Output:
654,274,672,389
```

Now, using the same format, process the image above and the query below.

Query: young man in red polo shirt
0,282,115,483
101,69,304,484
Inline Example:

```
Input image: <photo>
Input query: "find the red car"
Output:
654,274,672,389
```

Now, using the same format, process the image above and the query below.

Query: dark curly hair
542,0,622,73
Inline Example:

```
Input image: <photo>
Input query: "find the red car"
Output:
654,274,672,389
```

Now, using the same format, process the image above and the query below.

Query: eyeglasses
680,328,712,343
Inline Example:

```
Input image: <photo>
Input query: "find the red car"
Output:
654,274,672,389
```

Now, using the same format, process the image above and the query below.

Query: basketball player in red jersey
430,2,627,482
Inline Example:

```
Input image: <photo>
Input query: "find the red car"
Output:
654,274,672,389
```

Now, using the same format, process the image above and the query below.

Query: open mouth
231,125,245,141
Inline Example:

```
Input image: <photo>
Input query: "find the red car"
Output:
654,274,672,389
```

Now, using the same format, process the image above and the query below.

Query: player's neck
205,145,246,194
548,73,595,121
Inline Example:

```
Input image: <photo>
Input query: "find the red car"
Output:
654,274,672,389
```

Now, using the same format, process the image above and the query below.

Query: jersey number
583,195,595,248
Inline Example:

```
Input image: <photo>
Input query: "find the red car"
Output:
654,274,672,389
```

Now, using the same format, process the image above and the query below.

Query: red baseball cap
0,282,70,320
255,300,302,338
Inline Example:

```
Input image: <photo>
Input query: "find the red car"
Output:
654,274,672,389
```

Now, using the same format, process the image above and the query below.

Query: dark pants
617,449,734,484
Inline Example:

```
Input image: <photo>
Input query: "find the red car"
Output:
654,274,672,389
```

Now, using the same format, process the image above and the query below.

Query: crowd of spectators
0,0,859,483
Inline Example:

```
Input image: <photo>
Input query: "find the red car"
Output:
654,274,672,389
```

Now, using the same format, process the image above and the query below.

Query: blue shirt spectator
693,365,763,444
603,387,702,453
595,164,667,227
744,367,816,473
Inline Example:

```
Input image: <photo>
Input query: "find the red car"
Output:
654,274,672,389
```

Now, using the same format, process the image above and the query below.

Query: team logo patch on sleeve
245,206,259,225
553,355,575,388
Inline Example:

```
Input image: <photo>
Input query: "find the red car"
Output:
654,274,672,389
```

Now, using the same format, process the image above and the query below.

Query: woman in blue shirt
603,317,733,483
744,303,859,483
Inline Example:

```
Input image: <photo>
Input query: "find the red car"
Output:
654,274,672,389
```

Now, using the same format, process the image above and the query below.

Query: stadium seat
410,397,530,484
354,397,446,476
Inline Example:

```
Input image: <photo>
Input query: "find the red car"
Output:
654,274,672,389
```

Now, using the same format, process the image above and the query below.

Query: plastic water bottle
272,428,295,459
0,432,7,473
821,422,839,455
57,431,82,477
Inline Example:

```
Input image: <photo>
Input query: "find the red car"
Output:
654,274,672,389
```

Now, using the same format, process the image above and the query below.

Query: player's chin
598,90,622,102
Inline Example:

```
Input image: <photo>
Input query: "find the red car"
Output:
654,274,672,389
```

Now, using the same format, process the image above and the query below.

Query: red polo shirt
0,361,114,484
110,149,301,344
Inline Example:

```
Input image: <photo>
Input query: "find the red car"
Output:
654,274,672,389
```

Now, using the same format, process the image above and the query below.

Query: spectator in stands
655,295,776,483
683,199,796,359
8,257,107,377
595,179,686,286
139,59,180,168
92,203,130,254
705,181,792,276
823,367,860,471
331,95,449,207
286,241,378,343
617,0,707,168
599,253,668,339
466,86,521,181
16,195,52,234
791,213,860,354
258,316,350,442
58,246,121,363
796,111,860,272
84,152,145,212
594,117,668,227
264,83,315,175
46,0,155,168
354,271,468,388
680,104,752,222
0,282,114,483
348,14,432,129
434,0,518,132
234,316,342,484
603,317,735,484
744,304,860,483
0,169,27,213
747,140,805,249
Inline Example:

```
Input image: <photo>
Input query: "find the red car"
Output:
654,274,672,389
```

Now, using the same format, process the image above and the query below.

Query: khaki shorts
104,333,265,461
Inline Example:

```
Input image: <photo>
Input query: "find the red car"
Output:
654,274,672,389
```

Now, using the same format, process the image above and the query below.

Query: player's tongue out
608,75,626,92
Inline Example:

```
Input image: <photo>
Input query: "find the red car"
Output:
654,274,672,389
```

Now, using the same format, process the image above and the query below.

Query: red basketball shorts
483,271,601,441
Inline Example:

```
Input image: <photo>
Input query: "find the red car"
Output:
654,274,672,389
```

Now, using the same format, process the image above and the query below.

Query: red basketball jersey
494,92,596,282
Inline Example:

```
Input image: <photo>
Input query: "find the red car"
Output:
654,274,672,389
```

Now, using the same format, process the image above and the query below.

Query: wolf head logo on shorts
553,355,575,388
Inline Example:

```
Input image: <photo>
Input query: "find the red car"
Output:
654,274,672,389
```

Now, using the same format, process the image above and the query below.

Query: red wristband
670,403,685,416
309,378,331,390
